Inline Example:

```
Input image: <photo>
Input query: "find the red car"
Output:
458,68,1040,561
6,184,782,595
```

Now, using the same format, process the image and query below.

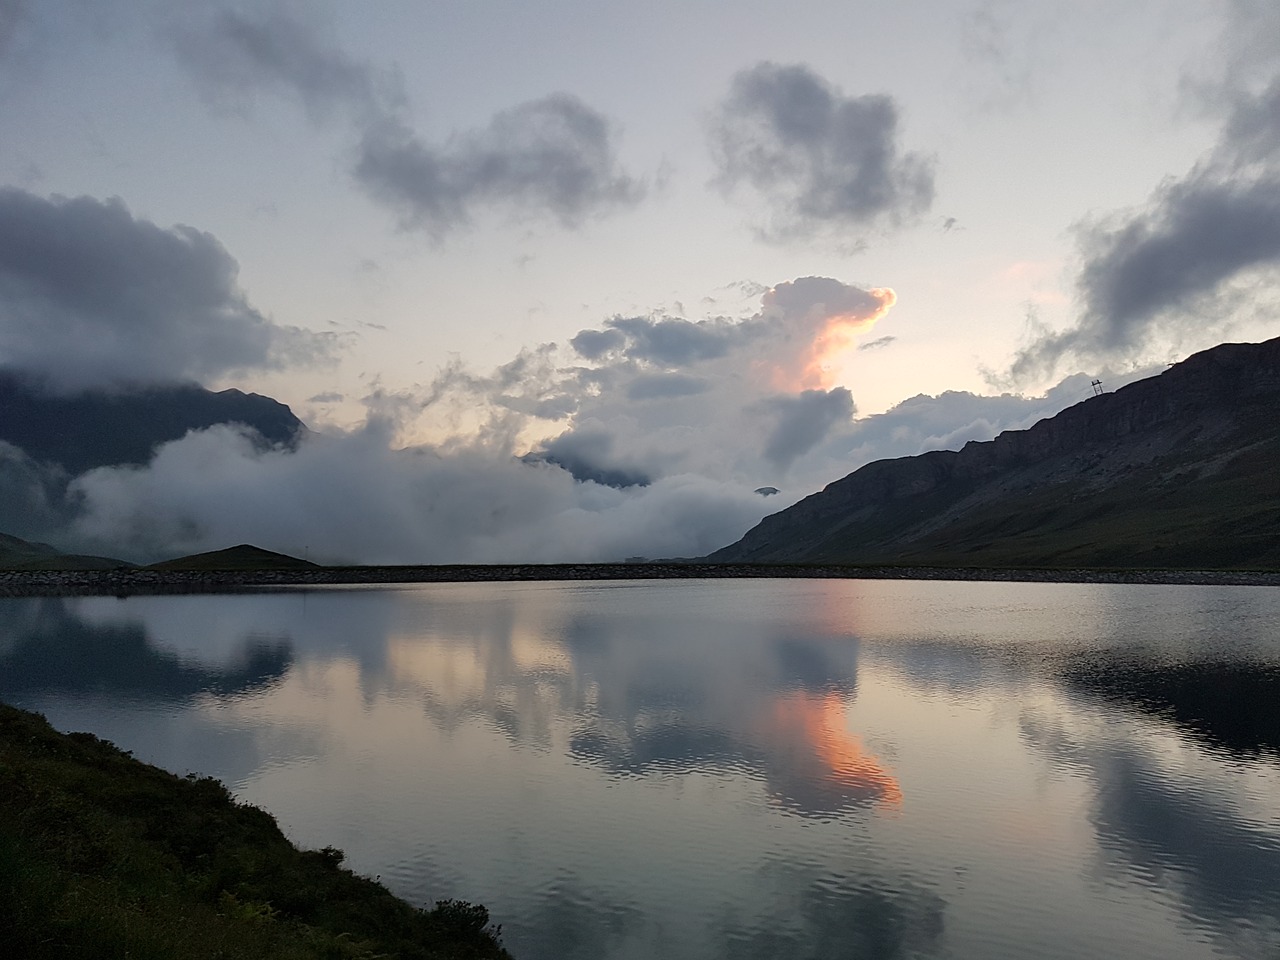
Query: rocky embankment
1,563,1278,597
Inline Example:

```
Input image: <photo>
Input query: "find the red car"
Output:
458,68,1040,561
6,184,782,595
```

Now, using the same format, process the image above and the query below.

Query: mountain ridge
708,337,1280,569
0,374,306,475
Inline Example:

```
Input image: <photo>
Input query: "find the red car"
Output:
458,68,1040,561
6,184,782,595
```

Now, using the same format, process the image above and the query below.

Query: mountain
0,374,306,475
709,337,1280,570
148,544,318,571
0,532,131,570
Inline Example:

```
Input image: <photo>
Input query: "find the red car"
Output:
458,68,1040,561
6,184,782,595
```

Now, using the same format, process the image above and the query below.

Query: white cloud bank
0,265,1127,564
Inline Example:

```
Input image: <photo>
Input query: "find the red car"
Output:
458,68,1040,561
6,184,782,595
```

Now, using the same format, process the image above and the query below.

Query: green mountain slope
709,337,1280,569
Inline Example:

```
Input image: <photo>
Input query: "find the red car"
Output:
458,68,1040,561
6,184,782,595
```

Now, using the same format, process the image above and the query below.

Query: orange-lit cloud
761,278,898,391
794,288,897,390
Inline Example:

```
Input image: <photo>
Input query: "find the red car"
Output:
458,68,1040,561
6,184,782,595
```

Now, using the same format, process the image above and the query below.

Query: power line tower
1091,378,1105,397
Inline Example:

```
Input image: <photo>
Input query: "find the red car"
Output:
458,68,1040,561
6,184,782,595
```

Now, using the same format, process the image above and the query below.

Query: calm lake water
3,579,1280,960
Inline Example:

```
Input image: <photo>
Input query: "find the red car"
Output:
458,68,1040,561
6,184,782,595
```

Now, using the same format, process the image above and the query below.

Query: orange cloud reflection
770,691,902,809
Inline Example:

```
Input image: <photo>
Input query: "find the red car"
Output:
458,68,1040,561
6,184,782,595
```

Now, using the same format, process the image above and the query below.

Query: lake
3,579,1279,960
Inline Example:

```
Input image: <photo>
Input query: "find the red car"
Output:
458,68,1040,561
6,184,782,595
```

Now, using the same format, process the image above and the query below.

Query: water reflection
1021,709,1280,957
2,580,1279,960
720,868,946,960
769,692,902,812
1062,656,1280,756
0,597,291,701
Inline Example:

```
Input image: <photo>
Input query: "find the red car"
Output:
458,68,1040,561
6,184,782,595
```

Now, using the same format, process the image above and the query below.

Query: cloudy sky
1,0,1278,563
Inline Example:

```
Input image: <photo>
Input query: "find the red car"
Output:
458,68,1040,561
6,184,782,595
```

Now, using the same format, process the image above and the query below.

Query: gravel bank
1,563,1278,597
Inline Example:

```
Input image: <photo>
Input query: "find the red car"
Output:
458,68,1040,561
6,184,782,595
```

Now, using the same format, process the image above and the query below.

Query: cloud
0,189,332,392
1008,9,1280,384
760,388,855,470
710,62,935,242
531,424,652,489
0,440,67,541
173,8,392,122
0,0,29,57
761,276,897,389
355,96,645,238
62,423,769,564
859,335,897,351
624,372,709,401
569,327,626,360
3,262,1120,565
173,8,644,238
603,313,759,366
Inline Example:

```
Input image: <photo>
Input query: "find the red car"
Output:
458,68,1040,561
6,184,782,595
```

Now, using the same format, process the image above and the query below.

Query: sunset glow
780,287,898,391
771,690,903,808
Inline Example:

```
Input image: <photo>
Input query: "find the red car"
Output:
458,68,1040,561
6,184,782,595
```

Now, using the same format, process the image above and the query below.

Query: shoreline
2,562,1279,597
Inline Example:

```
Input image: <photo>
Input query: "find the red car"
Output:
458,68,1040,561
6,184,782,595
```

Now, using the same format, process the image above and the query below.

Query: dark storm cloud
604,314,761,366
1009,13,1280,383
0,189,332,392
535,426,652,489
625,372,709,401
354,95,645,238
710,62,935,240
0,441,67,541
1220,75,1280,164
1010,176,1280,382
569,326,626,360
761,388,855,471
174,9,644,238
1081,177,1280,333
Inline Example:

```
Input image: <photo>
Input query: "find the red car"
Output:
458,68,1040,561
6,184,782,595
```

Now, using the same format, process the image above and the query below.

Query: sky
0,0,1278,563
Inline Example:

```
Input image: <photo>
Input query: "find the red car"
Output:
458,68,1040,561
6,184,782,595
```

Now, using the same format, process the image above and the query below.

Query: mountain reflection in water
0,597,292,701
2,580,1279,960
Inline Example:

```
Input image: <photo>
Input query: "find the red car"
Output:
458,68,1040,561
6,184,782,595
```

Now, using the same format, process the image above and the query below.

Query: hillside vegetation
0,703,512,960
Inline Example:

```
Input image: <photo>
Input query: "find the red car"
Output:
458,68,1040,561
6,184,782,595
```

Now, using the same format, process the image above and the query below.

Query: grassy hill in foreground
0,703,512,960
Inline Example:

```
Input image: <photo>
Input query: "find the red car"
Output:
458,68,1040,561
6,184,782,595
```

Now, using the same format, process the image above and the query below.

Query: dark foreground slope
0,703,512,960
710,337,1280,569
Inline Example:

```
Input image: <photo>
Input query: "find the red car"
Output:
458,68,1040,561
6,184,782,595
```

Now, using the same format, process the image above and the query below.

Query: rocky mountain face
709,337,1280,569
0,375,306,475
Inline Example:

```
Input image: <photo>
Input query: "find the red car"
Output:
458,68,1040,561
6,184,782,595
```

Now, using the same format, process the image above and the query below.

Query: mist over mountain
0,374,305,475
709,338,1280,569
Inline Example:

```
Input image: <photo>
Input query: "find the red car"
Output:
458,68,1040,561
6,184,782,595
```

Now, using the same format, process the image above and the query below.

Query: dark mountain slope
709,337,1280,569
0,531,131,570
0,374,305,474
149,544,317,571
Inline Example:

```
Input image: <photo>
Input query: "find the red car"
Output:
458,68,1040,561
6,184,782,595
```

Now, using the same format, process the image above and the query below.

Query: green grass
0,702,512,960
